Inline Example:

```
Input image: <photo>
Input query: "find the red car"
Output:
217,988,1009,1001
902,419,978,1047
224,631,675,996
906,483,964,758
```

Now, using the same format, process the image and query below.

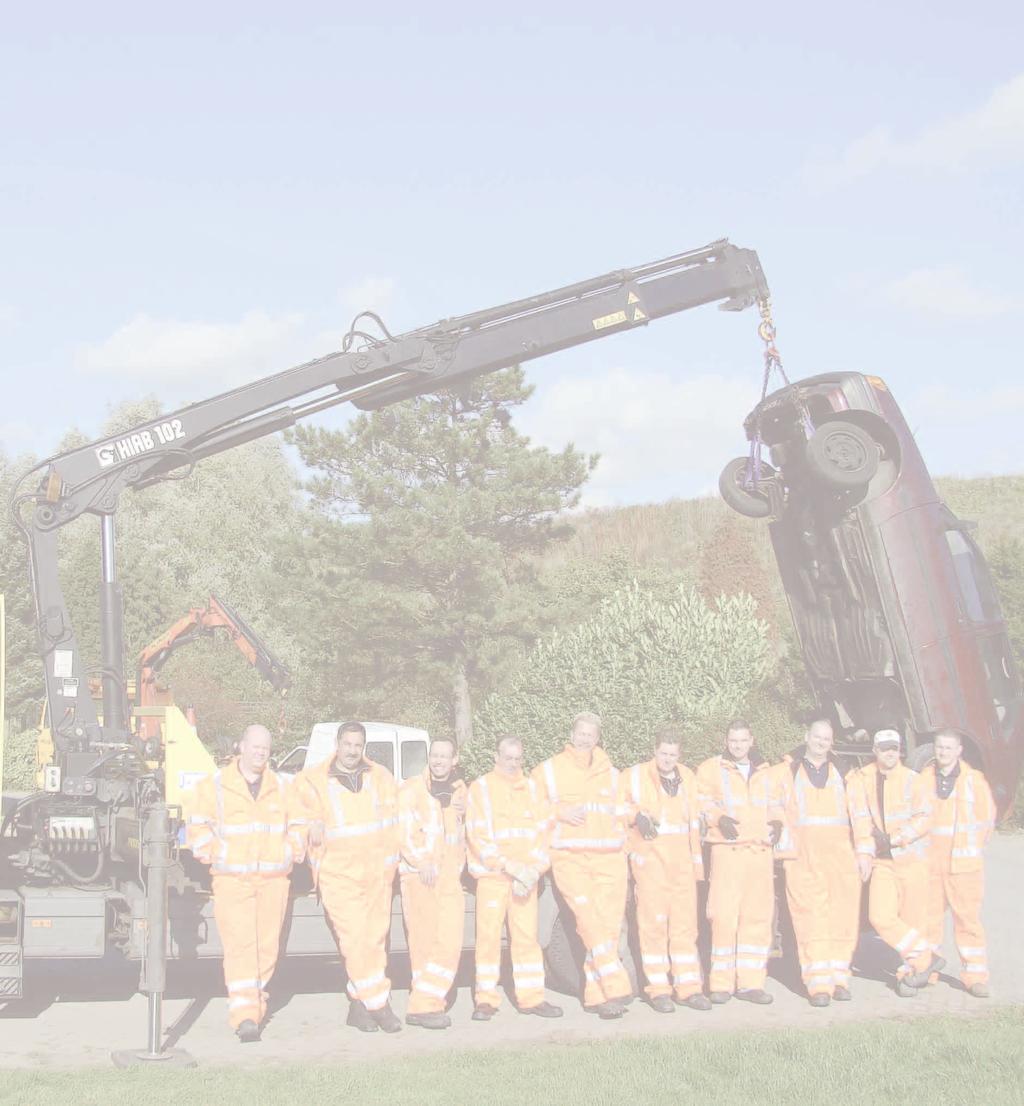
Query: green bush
467,582,771,775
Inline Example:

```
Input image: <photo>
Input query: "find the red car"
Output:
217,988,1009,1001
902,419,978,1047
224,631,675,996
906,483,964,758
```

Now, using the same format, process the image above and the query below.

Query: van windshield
945,528,1002,623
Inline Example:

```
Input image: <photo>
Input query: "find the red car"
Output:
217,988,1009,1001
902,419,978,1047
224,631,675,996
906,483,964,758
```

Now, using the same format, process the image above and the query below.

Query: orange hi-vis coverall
186,760,302,1029
466,769,551,1010
776,759,861,998
919,763,995,987
532,745,632,1008
696,753,782,994
398,770,467,1014
847,763,932,980
291,759,400,1012
621,759,704,1001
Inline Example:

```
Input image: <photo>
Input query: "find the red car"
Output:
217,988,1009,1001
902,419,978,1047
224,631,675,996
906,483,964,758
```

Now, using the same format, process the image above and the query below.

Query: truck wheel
543,912,582,996
804,422,879,489
719,457,774,519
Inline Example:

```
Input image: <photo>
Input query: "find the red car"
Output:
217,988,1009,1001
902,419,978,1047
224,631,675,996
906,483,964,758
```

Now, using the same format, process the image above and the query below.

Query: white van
274,721,429,782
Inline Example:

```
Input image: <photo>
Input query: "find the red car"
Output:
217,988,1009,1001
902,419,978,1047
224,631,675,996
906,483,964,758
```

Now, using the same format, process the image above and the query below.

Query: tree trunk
452,658,474,749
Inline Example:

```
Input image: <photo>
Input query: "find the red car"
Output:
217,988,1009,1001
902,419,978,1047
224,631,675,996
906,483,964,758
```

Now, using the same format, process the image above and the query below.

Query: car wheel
719,457,775,518
908,741,934,772
804,422,879,489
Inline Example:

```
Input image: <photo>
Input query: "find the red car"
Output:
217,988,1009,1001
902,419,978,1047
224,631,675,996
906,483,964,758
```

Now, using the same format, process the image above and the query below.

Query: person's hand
308,820,325,849
858,855,874,883
635,812,659,840
718,815,740,841
419,862,439,888
451,786,467,816
561,804,586,826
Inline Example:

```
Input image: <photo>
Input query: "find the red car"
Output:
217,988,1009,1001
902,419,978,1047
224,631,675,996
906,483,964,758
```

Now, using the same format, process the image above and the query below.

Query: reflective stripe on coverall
186,760,301,1028
291,759,399,1011
466,770,550,1009
696,754,780,993
399,770,467,1014
919,764,995,986
777,761,860,997
621,760,704,1000
847,762,932,978
532,745,631,1007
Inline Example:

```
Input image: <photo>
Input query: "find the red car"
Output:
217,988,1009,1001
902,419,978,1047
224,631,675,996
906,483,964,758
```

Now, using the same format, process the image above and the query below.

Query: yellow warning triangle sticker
627,292,640,304
633,307,647,321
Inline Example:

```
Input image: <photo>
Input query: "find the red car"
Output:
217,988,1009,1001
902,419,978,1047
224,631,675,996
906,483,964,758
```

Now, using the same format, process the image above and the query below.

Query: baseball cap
873,729,901,750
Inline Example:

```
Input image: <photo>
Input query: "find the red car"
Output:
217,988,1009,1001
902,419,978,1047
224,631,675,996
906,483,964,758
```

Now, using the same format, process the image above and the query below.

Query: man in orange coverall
622,726,710,1013
847,729,934,997
399,735,468,1029
465,735,563,1021
187,724,302,1042
533,712,632,1019
696,719,784,1006
918,729,996,997
292,721,402,1033
775,719,861,1007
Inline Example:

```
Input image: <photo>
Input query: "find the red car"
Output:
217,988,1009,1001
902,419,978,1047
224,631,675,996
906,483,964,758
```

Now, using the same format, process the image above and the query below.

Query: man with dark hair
622,727,709,1013
775,719,860,1007
292,720,402,1032
399,735,467,1028
466,736,562,1021
696,719,782,1006
918,729,995,997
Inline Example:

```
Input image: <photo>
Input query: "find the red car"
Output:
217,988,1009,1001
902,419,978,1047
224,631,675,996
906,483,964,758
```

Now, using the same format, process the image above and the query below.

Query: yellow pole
0,592,6,796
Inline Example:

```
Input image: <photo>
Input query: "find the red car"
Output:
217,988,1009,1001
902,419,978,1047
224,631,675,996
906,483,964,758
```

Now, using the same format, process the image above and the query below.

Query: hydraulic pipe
99,515,127,738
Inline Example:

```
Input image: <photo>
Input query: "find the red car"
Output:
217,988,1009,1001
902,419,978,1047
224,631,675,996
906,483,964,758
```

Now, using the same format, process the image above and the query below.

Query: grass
1,1009,1022,1106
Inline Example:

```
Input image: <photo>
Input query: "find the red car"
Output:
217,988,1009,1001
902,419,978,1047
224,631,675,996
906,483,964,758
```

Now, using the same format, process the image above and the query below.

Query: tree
289,367,595,746
469,581,772,776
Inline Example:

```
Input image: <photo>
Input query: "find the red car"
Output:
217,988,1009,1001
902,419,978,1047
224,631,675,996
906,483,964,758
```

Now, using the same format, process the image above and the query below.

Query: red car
720,371,1023,816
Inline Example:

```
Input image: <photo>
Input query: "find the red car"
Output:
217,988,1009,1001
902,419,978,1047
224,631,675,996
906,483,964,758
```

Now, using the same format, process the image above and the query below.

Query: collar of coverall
563,743,609,772
723,750,765,769
230,757,269,796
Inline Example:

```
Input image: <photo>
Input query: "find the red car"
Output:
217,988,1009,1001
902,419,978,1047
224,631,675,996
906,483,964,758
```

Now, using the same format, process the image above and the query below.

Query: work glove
635,812,659,840
718,815,740,841
769,820,784,846
509,864,540,898
872,826,891,851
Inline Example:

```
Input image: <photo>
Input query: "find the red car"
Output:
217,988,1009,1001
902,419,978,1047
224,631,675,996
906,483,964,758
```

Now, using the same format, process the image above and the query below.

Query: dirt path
2,834,1021,1069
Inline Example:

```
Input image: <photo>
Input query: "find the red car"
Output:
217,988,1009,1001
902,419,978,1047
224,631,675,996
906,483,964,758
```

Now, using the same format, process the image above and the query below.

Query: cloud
339,276,396,320
520,367,760,507
914,382,1024,424
76,310,310,390
0,303,17,331
883,266,1019,320
804,72,1024,186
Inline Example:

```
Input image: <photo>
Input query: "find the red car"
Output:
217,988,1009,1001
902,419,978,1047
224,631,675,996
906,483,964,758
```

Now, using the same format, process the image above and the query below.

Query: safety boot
471,1003,498,1021
677,994,712,1011
405,1011,451,1029
647,995,675,1014
521,1001,563,1018
709,991,731,1004
236,1019,261,1043
967,983,990,998
894,979,918,998
832,986,852,1002
594,1001,624,1019
808,993,830,1007
346,1000,378,1032
735,988,773,1005
369,1002,402,1033
905,954,945,989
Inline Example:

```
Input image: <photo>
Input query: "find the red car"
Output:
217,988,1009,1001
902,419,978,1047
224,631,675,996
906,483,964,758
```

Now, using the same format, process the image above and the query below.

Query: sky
1,2,1022,507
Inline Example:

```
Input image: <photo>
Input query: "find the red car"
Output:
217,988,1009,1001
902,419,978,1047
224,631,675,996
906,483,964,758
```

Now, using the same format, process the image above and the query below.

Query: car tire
908,741,934,772
719,457,774,519
804,422,879,489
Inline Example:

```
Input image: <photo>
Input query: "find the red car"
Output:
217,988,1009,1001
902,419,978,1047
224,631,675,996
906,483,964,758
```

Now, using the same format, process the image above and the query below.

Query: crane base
111,1047,196,1069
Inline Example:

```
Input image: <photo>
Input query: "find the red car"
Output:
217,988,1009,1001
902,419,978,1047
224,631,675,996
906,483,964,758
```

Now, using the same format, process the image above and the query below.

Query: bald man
187,724,303,1042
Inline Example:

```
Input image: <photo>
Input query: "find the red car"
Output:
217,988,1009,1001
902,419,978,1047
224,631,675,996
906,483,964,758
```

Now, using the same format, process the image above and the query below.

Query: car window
945,529,1002,623
401,740,427,779
275,747,307,773
365,741,394,774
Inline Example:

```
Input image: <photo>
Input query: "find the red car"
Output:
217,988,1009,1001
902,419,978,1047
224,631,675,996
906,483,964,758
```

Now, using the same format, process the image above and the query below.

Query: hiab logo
94,418,186,467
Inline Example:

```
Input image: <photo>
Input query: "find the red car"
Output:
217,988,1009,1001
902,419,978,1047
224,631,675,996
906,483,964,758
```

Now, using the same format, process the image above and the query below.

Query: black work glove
635,812,659,840
718,815,740,841
872,826,891,851
769,820,784,846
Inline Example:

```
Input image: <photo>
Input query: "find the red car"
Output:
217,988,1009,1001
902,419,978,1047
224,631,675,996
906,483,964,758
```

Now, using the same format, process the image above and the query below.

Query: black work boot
346,1000,378,1032
735,988,773,1005
648,995,675,1014
678,993,712,1011
405,1011,451,1029
236,1019,260,1043
520,1001,563,1018
472,1003,498,1021
709,991,731,1005
369,1002,402,1033
832,985,852,1002
809,993,830,1007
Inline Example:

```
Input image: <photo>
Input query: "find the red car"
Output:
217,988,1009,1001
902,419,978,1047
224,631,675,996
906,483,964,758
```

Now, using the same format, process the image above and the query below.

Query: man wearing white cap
847,729,937,996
